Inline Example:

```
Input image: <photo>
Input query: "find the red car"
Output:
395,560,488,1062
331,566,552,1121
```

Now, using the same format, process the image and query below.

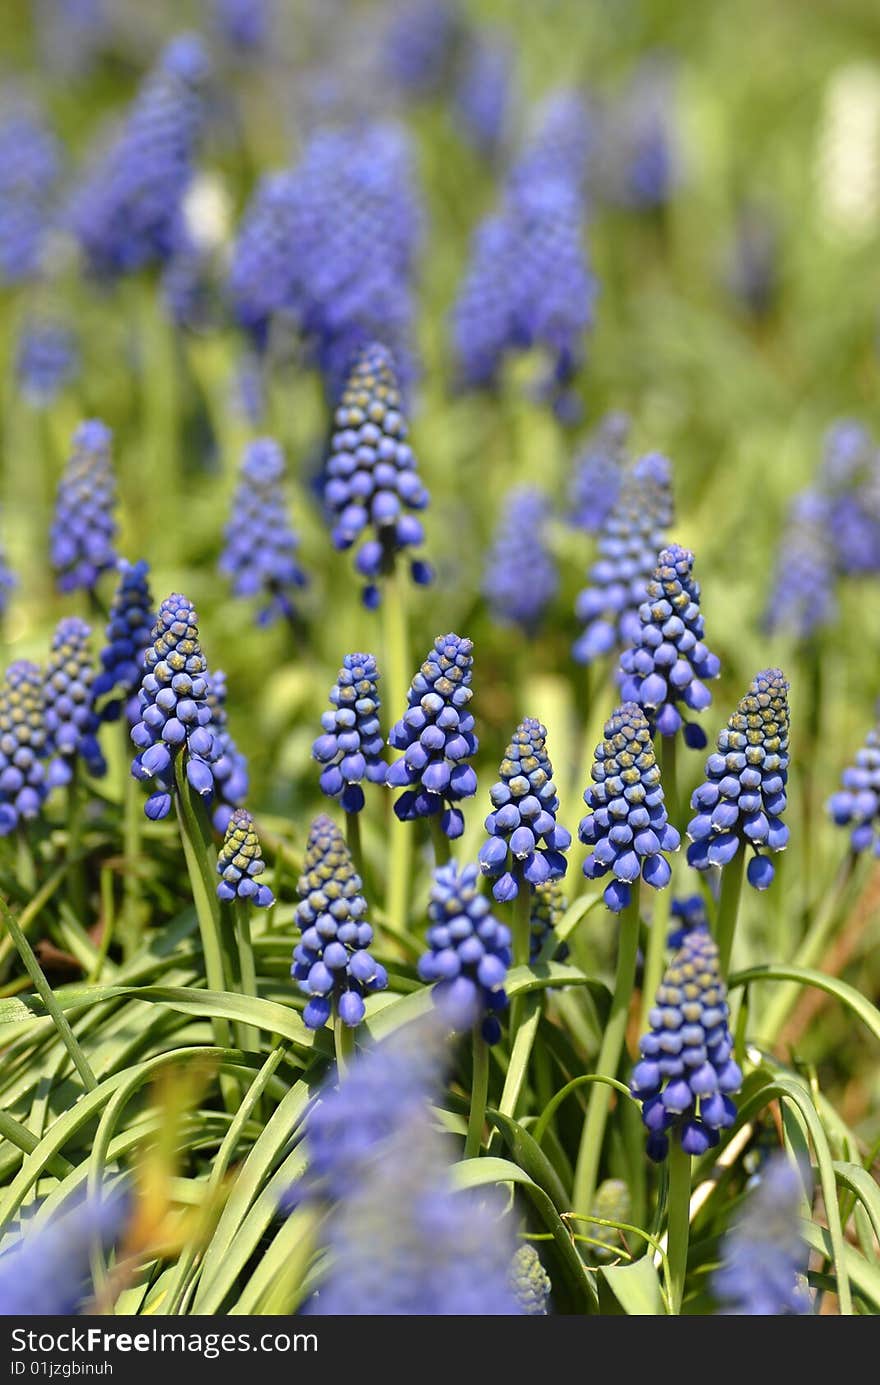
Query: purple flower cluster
0,96,60,284
0,537,16,620
764,492,837,641
205,670,249,835
0,661,49,835
313,653,386,815
602,59,680,210
94,560,154,726
16,314,79,409
44,618,106,787
483,487,557,635
418,862,511,1043
0,1190,125,1316
387,634,477,840
827,724,880,854
212,0,272,54
49,421,117,595
453,29,514,159
567,412,629,532
479,718,570,902
381,0,459,98
216,808,274,907
219,438,308,627
712,1155,811,1315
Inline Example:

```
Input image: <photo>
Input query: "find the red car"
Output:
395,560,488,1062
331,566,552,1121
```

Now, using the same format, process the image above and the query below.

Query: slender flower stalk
217,807,273,1054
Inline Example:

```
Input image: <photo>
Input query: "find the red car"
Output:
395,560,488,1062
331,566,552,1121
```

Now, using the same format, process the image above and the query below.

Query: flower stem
715,845,746,977
66,765,86,925
465,1025,490,1159
120,720,142,957
345,809,364,879
0,894,97,1092
666,1139,691,1314
334,1010,356,1077
509,873,532,1037
573,881,642,1219
172,756,230,1048
429,814,451,867
383,557,412,934
233,899,259,1053
15,830,35,897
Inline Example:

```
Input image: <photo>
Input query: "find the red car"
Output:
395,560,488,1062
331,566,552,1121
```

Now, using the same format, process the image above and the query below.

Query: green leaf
601,1257,666,1315
485,1109,570,1211
802,1222,880,1312
833,1162,880,1246
730,964,880,1046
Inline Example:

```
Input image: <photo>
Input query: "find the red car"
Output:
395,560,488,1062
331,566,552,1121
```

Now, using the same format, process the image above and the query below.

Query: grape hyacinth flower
712,1155,812,1315
228,170,299,351
312,653,386,814
382,0,459,98
324,343,431,608
604,59,680,211
0,1190,125,1316
511,88,594,196
686,669,790,890
0,97,60,284
509,1245,551,1315
219,438,308,627
580,703,680,912
212,0,272,54
453,30,514,159
49,420,117,596
483,488,558,635
818,419,880,578
291,815,388,1030
630,925,741,1161
16,314,78,408
70,34,209,279
619,544,720,748
584,1179,631,1263
0,662,50,835
827,724,880,853
216,808,274,907
530,878,568,962
417,862,512,1043
205,670,248,834
44,619,106,786
130,595,218,821
669,893,710,946
567,411,629,532
387,634,477,840
764,492,836,640
573,453,674,665
0,538,16,620
478,718,571,903
93,560,154,725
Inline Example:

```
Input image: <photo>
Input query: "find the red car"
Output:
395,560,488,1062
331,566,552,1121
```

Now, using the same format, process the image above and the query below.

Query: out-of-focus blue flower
604,59,680,210
724,204,780,319
631,925,741,1161
381,0,459,98
511,88,594,196
818,420,880,577
620,544,720,747
205,669,249,835
713,1155,812,1314
530,878,568,962
669,893,709,948
387,634,477,839
686,668,790,891
827,724,880,854
216,807,274,906
220,438,308,627
567,411,629,532
483,487,557,635
231,349,265,425
0,97,60,283
49,420,117,595
130,594,219,821
44,618,107,787
509,1245,551,1315
313,653,386,814
16,315,78,408
0,537,16,620
573,452,673,665
324,342,431,608
70,35,209,279
228,170,300,351
34,0,108,79
211,0,272,53
479,717,570,903
0,661,49,836
580,702,679,912
291,814,388,1030
764,492,836,641
93,560,154,726
0,1190,125,1316
454,30,514,159
161,232,221,332
418,861,511,1042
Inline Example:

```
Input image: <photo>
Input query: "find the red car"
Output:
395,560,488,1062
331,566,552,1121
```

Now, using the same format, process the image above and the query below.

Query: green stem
465,1026,490,1159
383,558,412,935
0,894,97,1092
666,1140,692,1314
660,732,678,829
334,1011,356,1077
714,846,746,977
572,882,642,1218
120,720,143,957
345,809,364,880
640,732,677,1043
233,899,259,1054
66,767,86,925
172,757,230,1050
15,830,35,896
428,815,451,867
509,874,532,1037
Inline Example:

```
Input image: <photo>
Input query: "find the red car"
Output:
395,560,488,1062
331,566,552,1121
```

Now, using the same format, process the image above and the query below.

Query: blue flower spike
686,668,790,891
93,559,154,726
216,807,274,907
0,661,50,835
206,670,249,835
579,702,680,912
291,815,388,1031
620,543,720,749
50,420,117,596
313,653,387,814
479,717,570,903
219,437,308,628
418,862,512,1043
712,1155,812,1315
387,634,477,841
827,724,880,854
44,618,107,787
483,487,558,635
630,925,742,1161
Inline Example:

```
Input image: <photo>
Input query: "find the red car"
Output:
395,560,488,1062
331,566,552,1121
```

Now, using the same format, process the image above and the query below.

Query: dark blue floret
0,96,60,284
686,668,790,891
291,814,388,1030
631,926,741,1161
483,488,557,635
93,560,154,726
827,724,880,854
764,492,836,640
17,315,78,409
324,343,431,608
50,420,117,595
313,653,386,814
44,618,106,787
130,594,219,821
479,717,571,902
620,544,720,747
567,412,628,532
216,807,274,907
418,862,511,1043
387,634,477,840
220,438,308,627
0,661,49,835
573,452,673,665
579,702,680,912
509,1245,551,1315
712,1155,812,1314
